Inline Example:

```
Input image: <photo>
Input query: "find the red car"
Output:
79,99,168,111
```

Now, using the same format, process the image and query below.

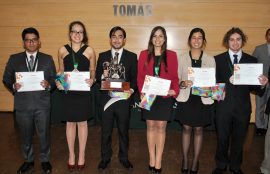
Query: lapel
119,49,126,65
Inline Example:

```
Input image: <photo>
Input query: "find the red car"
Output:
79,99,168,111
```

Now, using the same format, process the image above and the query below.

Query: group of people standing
2,21,270,174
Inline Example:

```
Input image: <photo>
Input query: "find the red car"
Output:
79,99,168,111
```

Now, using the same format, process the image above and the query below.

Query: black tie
233,54,238,64
114,52,119,63
29,55,34,70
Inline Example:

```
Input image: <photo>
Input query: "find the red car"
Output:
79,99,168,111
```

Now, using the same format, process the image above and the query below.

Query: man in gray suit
253,28,270,135
3,27,56,174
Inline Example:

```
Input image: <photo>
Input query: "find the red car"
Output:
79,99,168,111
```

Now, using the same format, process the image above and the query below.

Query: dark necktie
29,55,34,70
114,52,119,64
233,54,238,64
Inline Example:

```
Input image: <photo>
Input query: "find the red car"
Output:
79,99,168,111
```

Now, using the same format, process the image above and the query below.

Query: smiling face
69,24,84,44
152,29,165,48
110,29,126,50
228,33,243,53
189,32,204,49
23,33,40,53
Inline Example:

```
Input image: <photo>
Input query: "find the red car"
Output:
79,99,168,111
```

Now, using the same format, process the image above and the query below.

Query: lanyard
26,54,38,72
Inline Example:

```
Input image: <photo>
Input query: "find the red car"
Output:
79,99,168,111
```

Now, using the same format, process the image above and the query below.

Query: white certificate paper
233,63,263,85
65,71,90,91
16,71,44,92
141,75,171,96
188,67,216,87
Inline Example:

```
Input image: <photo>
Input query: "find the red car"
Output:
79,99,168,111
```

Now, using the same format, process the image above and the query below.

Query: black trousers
101,100,131,161
15,109,50,162
214,105,250,170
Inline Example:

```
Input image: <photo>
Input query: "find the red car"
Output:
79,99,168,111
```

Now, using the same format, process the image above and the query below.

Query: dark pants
16,109,50,162
215,106,250,170
101,100,131,161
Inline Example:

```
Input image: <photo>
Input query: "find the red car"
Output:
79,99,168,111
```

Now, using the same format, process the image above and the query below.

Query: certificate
16,71,44,92
65,71,90,91
233,63,263,85
141,75,171,96
188,67,216,87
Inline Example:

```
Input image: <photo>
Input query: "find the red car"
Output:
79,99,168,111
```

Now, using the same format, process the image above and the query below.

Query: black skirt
175,94,212,127
142,96,174,121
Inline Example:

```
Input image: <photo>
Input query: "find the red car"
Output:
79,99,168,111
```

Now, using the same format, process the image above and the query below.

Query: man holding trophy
95,26,137,170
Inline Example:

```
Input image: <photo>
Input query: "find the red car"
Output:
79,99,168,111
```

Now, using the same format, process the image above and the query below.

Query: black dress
142,56,174,121
175,53,212,127
61,44,91,122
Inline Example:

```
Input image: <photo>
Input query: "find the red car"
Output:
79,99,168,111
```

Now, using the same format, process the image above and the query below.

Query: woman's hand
167,90,176,96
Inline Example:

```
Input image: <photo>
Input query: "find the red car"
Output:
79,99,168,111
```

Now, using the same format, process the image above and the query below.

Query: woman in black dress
57,21,96,170
175,28,215,174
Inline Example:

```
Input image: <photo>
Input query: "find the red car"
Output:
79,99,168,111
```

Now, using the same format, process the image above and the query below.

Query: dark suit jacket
252,43,270,76
95,49,138,106
215,51,263,115
3,51,56,110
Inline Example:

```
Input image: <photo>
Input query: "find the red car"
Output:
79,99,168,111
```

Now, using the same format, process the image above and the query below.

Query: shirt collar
229,49,242,63
26,51,38,60
111,48,123,59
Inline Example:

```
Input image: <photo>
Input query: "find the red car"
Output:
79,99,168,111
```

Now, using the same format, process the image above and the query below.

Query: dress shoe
67,163,76,171
230,169,244,174
17,162,34,174
181,159,188,174
148,165,155,173
98,159,111,170
119,159,133,170
77,163,85,170
190,161,199,174
41,162,52,173
154,167,162,174
256,128,267,136
212,168,226,174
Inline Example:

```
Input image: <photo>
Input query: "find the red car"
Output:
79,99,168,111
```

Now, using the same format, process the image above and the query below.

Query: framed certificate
16,71,45,92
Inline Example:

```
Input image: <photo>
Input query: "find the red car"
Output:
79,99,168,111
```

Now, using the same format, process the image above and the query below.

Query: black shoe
190,170,198,174
181,168,188,174
212,168,226,174
154,167,162,174
256,128,266,136
181,159,188,174
98,159,110,170
41,162,52,173
17,162,34,174
119,159,133,170
149,165,155,173
230,169,244,174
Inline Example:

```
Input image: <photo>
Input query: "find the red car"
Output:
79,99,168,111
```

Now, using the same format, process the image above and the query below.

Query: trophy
101,58,130,91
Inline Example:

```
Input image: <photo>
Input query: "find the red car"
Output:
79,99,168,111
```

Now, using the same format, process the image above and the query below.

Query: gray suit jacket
3,51,56,110
252,43,270,76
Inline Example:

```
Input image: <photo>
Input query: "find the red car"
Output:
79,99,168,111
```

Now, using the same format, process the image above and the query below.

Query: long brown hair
146,26,168,71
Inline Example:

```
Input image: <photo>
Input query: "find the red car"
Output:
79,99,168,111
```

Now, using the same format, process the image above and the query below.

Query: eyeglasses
71,30,84,35
24,38,39,43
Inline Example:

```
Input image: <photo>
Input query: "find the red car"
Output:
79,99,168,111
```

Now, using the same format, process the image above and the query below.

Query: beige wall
0,0,269,121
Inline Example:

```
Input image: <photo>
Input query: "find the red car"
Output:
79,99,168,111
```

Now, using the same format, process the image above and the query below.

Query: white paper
65,71,90,91
141,75,171,96
188,67,216,87
233,63,263,85
16,71,45,92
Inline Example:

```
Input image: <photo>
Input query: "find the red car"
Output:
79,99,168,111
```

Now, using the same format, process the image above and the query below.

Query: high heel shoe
154,167,162,174
67,163,76,171
77,163,85,170
181,168,189,174
148,165,155,173
181,159,189,174
190,161,199,174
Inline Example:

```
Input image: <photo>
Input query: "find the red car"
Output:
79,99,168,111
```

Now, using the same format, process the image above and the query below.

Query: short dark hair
69,21,88,44
188,27,207,48
265,28,270,37
223,27,247,48
109,26,126,38
21,27,40,40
